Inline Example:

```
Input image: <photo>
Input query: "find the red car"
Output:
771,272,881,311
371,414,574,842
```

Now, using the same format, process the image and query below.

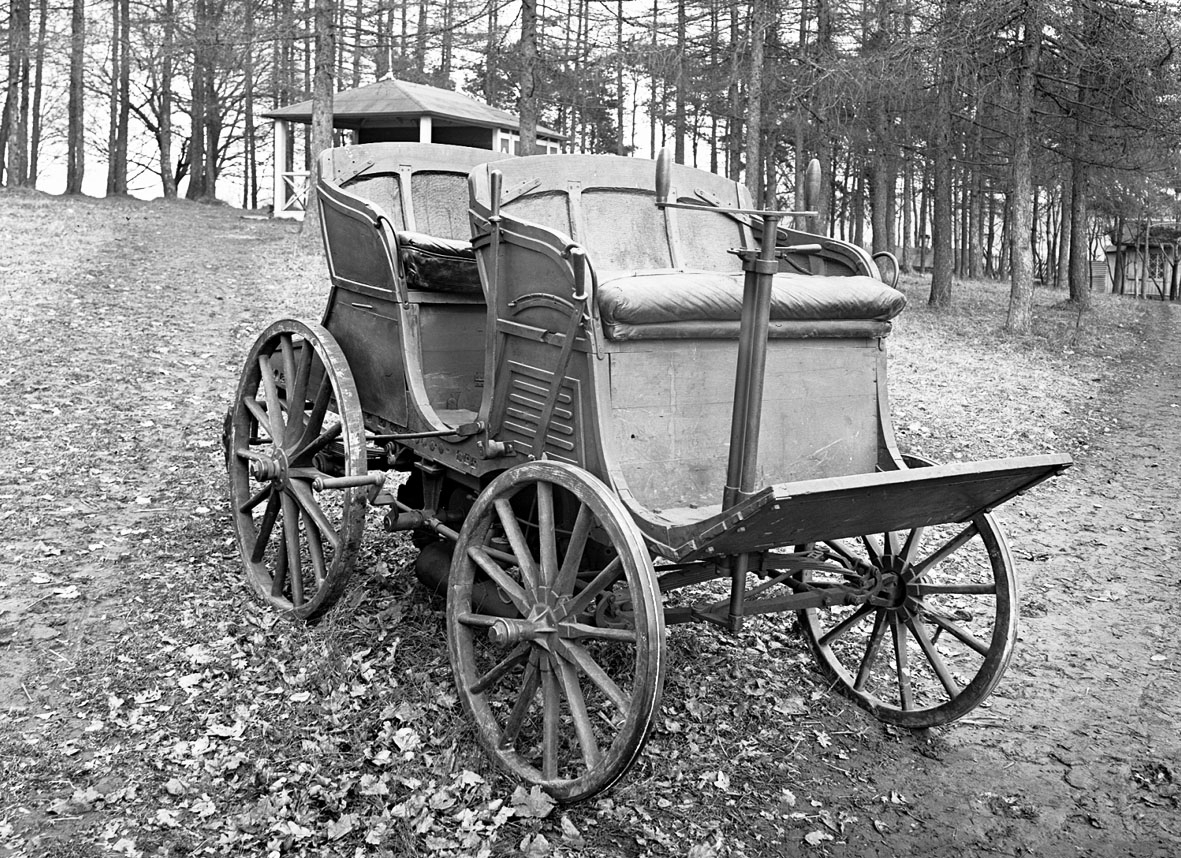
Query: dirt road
0,191,1177,857
842,310,1181,857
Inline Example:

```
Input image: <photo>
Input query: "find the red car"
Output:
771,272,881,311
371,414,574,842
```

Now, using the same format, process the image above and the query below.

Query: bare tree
301,0,335,245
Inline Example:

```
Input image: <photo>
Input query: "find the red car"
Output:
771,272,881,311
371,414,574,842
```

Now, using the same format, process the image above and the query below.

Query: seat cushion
396,231,483,294
596,269,906,329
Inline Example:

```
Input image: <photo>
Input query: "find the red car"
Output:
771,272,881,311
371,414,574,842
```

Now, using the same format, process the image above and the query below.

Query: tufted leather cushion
597,269,906,331
396,231,483,294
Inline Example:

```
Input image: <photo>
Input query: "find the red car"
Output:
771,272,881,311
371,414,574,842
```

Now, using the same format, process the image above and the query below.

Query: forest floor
0,189,1177,858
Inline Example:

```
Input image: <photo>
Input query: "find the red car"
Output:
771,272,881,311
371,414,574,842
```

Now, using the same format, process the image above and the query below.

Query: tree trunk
616,0,624,155
673,0,687,163
1005,4,1041,333
65,0,85,194
518,0,539,155
301,0,335,246
743,0,767,199
483,2,497,103
242,0,256,207
158,0,177,198
186,0,208,200
929,70,954,307
5,0,31,187
901,151,913,272
1067,159,1090,307
27,0,47,185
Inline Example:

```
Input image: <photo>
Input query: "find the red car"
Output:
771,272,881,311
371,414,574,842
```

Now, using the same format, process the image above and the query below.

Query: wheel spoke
860,534,883,563
556,556,624,622
504,651,541,747
271,523,288,596
467,545,530,614
884,531,901,558
558,622,636,643
288,480,343,550
282,493,304,606
243,396,273,440
907,617,960,697
537,481,558,588
909,522,979,581
251,491,282,563
853,608,889,692
470,642,531,695
553,502,593,599
239,484,272,515
554,653,602,769
900,526,925,565
541,657,560,779
921,609,990,656
278,334,304,442
257,353,287,443
303,508,327,586
291,420,343,464
914,582,995,596
890,613,914,710
288,337,315,419
817,601,875,647
553,639,629,713
294,375,332,453
494,498,540,596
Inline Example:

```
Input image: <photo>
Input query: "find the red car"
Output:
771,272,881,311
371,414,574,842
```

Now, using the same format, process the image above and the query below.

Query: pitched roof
262,77,563,139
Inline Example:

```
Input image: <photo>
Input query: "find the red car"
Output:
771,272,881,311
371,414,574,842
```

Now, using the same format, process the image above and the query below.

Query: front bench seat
596,268,907,341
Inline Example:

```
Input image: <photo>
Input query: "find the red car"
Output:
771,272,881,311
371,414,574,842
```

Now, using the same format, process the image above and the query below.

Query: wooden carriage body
227,141,1071,804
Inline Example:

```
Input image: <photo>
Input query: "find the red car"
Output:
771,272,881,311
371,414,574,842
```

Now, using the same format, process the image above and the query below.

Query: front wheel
798,458,1018,728
446,461,666,803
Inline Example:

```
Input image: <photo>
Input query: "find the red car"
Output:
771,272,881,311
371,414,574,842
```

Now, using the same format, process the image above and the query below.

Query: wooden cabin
263,78,564,219
1104,222,1181,300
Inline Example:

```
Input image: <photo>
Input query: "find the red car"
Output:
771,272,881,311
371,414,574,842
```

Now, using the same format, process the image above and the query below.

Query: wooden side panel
325,296,408,427
495,355,585,466
606,338,883,511
417,302,486,415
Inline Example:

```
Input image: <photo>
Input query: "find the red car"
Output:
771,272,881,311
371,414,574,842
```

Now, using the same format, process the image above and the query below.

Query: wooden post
272,119,289,215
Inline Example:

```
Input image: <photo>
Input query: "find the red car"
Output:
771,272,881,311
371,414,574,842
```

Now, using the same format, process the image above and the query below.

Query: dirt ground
0,190,1177,857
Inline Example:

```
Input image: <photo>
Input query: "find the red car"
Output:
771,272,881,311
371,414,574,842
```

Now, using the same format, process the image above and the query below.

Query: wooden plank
697,455,1073,555
606,338,882,510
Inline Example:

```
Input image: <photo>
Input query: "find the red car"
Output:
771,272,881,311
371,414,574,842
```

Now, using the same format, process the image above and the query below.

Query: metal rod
657,200,819,218
721,212,782,631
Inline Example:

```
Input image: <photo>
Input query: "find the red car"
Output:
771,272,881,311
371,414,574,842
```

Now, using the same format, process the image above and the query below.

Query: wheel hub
870,557,919,619
488,606,557,648
249,448,290,483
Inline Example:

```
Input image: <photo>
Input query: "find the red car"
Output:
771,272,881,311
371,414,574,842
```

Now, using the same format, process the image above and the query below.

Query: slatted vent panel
501,360,583,465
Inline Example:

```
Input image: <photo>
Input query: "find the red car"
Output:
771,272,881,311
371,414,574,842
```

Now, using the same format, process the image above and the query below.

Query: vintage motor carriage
225,142,1072,802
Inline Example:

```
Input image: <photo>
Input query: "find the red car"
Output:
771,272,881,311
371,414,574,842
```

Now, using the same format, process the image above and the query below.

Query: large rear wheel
447,461,665,803
226,319,371,620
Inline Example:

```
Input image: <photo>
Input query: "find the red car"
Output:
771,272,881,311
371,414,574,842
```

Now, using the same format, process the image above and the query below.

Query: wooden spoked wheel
798,457,1018,728
446,461,666,803
226,319,368,620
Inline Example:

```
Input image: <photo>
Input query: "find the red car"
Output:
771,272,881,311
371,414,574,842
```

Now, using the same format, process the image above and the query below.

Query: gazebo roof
262,77,563,139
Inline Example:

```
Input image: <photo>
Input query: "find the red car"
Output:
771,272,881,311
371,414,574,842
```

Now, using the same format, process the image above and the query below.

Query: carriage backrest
322,142,512,239
317,143,513,297
468,154,755,276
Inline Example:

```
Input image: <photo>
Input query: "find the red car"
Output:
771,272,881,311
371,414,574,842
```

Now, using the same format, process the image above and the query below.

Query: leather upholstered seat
596,268,906,340
396,231,483,295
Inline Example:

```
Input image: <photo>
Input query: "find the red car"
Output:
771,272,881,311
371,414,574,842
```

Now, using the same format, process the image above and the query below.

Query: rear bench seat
395,231,484,295
596,268,907,340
